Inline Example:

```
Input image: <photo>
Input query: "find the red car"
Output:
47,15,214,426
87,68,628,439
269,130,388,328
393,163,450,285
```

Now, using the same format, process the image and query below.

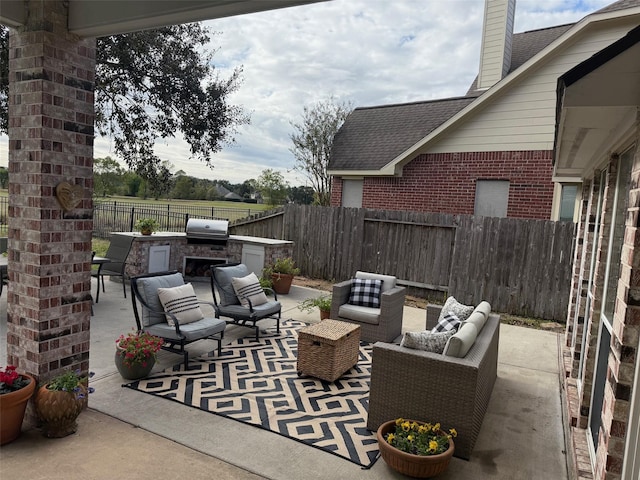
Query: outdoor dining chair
92,234,134,302
210,263,281,341
131,270,226,368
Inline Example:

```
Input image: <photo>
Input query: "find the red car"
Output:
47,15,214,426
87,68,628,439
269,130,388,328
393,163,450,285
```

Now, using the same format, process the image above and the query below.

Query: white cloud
0,0,614,185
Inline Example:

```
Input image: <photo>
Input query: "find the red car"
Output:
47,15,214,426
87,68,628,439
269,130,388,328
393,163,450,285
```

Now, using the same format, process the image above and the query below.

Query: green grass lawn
94,194,272,212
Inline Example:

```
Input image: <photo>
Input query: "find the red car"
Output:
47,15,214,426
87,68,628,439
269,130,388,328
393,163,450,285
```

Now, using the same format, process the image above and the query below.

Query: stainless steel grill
185,218,229,242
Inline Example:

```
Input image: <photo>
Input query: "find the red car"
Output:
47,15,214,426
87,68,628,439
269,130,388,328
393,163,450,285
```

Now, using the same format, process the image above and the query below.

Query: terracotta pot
34,384,88,438
114,347,156,380
320,309,331,320
140,228,152,235
271,273,294,294
0,373,36,445
377,419,454,478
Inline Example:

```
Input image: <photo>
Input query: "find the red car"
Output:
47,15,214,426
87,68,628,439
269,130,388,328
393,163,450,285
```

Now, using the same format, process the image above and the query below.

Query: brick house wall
331,150,554,219
564,139,640,480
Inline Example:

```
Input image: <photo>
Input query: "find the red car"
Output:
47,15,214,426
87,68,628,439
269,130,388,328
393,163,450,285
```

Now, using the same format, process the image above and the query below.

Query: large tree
255,169,288,207
94,156,125,197
289,98,353,206
0,24,248,173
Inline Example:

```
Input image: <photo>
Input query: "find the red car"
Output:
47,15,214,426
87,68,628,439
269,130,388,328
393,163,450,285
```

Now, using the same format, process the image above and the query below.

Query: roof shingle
329,96,476,171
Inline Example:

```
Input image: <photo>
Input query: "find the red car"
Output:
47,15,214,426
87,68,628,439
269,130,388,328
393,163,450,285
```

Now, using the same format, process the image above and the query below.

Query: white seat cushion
338,303,380,325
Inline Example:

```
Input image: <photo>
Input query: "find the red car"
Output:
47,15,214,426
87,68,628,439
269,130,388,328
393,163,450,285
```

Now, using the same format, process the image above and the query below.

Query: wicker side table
297,319,361,382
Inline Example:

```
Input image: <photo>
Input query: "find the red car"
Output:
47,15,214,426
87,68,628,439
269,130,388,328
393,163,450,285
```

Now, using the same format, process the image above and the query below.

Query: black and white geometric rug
124,320,380,468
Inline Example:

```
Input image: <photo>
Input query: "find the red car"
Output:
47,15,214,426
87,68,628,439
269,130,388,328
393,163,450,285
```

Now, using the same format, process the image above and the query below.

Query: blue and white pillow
431,312,461,333
348,278,383,308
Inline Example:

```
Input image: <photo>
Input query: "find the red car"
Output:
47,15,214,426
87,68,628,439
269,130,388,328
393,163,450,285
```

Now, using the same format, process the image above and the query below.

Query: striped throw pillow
157,283,204,327
231,272,268,307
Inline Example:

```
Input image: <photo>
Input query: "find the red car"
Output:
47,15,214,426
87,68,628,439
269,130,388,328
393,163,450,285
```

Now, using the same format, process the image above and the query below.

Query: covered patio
1,280,568,479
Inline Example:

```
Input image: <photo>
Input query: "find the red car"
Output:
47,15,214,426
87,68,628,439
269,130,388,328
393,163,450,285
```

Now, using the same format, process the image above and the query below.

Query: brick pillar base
6,0,96,395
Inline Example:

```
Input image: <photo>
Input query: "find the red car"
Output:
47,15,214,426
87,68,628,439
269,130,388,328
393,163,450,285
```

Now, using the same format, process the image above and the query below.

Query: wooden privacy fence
230,204,575,321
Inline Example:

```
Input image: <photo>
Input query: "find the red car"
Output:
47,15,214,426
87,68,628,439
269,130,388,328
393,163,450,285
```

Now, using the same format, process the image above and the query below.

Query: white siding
429,20,638,154
477,0,515,89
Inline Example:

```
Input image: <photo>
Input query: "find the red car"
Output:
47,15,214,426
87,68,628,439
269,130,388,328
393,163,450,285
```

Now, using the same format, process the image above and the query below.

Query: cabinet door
241,244,265,277
149,245,170,273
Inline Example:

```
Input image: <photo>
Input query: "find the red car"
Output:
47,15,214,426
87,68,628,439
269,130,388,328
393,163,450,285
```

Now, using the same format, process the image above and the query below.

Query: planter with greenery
377,418,456,478
263,257,300,295
115,331,164,380
135,217,159,235
298,294,332,320
0,366,36,445
34,369,95,438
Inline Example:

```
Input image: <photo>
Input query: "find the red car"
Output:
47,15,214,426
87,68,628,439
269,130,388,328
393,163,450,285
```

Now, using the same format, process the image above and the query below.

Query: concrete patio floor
0,278,568,480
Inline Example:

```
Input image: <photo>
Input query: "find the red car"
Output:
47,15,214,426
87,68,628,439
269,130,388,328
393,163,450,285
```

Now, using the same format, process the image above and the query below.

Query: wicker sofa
366,302,500,459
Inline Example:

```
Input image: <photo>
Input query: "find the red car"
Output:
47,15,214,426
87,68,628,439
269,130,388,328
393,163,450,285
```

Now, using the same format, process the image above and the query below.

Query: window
474,180,509,217
559,184,579,221
342,179,363,208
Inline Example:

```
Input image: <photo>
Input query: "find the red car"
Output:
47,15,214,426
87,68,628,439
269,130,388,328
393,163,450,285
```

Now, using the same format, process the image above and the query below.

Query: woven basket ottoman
297,319,361,382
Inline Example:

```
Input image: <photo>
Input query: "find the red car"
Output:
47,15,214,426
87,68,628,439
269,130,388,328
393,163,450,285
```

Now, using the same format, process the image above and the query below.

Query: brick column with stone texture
6,1,96,385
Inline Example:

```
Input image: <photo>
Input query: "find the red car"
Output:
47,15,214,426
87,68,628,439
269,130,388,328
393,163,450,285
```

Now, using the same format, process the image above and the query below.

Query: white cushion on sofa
338,303,380,325
474,301,491,319
464,311,487,332
443,322,478,358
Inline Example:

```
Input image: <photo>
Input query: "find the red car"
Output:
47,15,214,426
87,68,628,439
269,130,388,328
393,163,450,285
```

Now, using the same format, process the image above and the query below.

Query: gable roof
329,96,476,172
329,0,640,176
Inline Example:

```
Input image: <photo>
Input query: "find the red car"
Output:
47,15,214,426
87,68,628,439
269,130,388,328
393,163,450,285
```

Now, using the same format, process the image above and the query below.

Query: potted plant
298,294,332,320
115,330,164,380
135,217,159,235
263,257,300,294
34,369,95,438
377,418,457,478
0,365,36,445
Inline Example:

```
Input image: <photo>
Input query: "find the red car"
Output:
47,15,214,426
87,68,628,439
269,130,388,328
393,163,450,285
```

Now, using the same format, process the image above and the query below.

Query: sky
0,0,616,186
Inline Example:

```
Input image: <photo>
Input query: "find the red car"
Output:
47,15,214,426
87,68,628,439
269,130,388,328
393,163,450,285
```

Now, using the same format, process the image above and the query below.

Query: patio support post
6,0,96,395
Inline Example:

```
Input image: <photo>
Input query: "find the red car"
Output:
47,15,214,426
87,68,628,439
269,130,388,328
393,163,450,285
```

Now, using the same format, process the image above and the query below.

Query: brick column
6,0,96,385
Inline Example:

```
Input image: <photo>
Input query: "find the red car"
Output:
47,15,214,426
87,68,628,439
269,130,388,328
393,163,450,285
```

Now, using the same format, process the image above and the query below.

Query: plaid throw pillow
348,278,383,308
431,312,461,333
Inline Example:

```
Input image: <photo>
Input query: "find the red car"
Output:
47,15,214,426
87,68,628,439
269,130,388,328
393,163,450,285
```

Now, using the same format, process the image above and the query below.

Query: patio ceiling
554,25,640,180
0,0,330,36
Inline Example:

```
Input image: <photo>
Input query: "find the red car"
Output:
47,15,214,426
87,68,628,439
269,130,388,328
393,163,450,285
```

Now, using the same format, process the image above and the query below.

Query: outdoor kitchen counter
112,232,293,245
113,232,294,280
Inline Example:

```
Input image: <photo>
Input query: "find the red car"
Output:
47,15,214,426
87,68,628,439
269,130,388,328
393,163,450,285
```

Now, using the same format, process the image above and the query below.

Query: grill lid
185,218,229,239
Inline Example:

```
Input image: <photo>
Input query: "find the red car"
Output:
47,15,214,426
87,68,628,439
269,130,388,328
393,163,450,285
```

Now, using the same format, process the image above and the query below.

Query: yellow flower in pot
377,418,457,478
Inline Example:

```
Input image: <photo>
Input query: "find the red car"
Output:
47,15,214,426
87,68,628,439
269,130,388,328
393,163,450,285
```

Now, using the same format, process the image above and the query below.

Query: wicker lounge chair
330,271,405,343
